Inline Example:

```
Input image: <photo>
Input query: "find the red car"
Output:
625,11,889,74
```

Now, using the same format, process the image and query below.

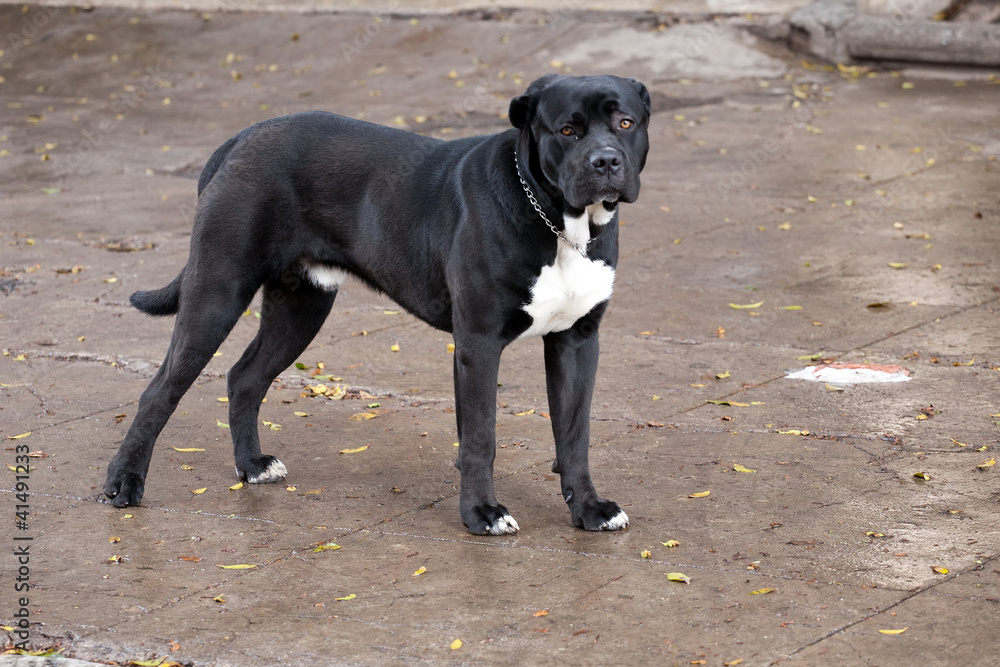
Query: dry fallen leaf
689,490,710,498
666,572,691,584
7,432,31,440
514,409,535,416
879,627,908,635
749,587,775,595
932,566,949,574
229,482,243,491
192,488,207,495
662,540,680,548
977,458,996,470
336,593,356,601
913,472,930,481
216,563,257,569
733,464,757,473
314,542,342,552
450,639,463,650
413,566,427,577
108,536,121,543
171,446,206,452
348,412,378,421
730,300,764,310
533,610,549,617
339,445,369,454
640,550,652,559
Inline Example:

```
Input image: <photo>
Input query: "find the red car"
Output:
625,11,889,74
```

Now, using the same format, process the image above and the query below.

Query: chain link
514,152,590,258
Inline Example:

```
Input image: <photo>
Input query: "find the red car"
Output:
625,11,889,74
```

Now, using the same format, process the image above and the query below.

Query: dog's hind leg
227,272,336,484
104,273,255,507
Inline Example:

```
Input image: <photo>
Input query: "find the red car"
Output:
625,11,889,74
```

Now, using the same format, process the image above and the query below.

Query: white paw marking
301,260,349,291
599,509,629,531
248,459,288,484
487,514,520,535
519,210,615,339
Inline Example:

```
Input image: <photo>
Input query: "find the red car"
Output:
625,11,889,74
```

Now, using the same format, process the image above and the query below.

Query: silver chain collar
514,151,590,259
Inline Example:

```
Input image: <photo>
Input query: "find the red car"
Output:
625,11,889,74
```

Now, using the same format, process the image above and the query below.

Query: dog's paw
104,469,145,508
464,503,520,536
572,499,629,531
241,456,288,484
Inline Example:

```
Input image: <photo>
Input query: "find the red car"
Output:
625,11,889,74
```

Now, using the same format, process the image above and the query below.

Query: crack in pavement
775,554,1000,665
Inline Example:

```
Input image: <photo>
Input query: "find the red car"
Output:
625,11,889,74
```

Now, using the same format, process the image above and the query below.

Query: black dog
104,74,651,535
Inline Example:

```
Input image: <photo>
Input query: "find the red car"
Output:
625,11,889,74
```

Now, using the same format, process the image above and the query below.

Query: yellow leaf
777,429,809,435
661,540,680,547
413,566,427,577
181,465,194,470
192,488,207,495
216,419,230,428
446,343,456,353
123,514,133,519
339,445,369,454
638,330,655,335
879,627,908,635
913,472,930,480
514,409,535,416
953,358,975,366
640,549,652,558
688,490,710,498
294,411,309,417
171,446,206,452
229,482,243,491
725,660,744,666
336,593,356,601
216,563,257,569
932,566,949,574
951,438,967,447
782,305,802,310
213,595,225,604
348,412,378,421
733,464,756,473
730,300,764,309
915,414,928,421
715,370,731,379
533,609,549,617
0,626,13,631
314,542,342,552
977,458,996,470
777,222,791,230
217,396,229,402
666,572,690,584
749,587,775,595
450,639,463,650
383,310,401,315
7,432,31,440
888,262,907,269
109,536,121,543
390,342,400,352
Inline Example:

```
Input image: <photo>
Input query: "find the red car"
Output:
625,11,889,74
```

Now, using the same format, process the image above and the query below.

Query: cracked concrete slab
1,3,998,666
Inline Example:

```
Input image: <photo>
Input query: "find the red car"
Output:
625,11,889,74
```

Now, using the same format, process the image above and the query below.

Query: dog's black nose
589,150,623,176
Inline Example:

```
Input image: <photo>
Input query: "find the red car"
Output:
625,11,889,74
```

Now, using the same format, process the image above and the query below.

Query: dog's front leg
543,318,628,531
452,335,518,535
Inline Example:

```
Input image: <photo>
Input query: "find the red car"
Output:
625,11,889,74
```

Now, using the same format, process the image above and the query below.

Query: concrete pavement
1,4,999,665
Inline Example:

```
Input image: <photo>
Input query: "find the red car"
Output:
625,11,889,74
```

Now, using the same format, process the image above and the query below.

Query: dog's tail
130,270,183,317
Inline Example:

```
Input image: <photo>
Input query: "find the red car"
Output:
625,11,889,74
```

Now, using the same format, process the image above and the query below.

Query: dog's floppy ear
509,73,561,129
625,78,651,117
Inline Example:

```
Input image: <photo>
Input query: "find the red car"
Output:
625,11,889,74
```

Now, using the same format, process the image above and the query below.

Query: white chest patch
301,260,349,291
519,210,615,340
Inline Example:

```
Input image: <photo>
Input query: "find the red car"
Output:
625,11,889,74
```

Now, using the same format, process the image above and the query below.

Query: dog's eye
619,119,634,130
560,126,575,136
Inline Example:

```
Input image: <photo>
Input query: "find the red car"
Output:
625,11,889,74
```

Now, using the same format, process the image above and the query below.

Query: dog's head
510,74,651,210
